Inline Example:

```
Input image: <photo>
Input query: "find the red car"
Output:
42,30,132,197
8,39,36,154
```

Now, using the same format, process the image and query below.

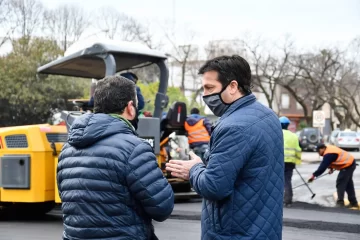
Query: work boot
335,200,345,208
346,202,360,210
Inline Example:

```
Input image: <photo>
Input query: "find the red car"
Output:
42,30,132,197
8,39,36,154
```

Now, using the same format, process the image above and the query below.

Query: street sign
313,110,326,128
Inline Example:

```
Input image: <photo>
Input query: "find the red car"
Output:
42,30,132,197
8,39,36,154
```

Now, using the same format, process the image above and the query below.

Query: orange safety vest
184,119,210,144
324,145,354,170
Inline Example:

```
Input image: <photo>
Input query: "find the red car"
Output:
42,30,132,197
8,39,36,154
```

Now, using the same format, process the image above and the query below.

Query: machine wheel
171,181,192,193
12,202,56,217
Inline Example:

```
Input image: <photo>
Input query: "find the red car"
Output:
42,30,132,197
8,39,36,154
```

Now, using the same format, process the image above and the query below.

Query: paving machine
0,39,198,217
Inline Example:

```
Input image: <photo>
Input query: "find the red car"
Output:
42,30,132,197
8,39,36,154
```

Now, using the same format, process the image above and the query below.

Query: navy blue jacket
190,94,284,240
57,113,174,240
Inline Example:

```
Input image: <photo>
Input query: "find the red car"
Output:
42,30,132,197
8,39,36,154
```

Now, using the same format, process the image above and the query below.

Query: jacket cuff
190,162,204,176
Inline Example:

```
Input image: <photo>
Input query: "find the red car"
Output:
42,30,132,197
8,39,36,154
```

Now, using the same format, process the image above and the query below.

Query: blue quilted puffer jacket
57,113,174,240
190,94,284,240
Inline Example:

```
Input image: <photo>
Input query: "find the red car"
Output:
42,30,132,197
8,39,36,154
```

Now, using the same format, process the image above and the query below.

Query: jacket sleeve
126,142,174,222
136,86,145,111
313,153,338,177
189,125,253,201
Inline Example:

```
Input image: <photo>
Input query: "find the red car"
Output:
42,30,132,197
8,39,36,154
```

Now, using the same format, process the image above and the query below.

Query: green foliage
297,120,308,131
0,37,89,127
138,81,205,115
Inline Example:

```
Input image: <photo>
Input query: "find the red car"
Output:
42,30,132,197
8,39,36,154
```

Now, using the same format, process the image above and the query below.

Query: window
281,94,290,109
296,102,302,110
339,132,356,137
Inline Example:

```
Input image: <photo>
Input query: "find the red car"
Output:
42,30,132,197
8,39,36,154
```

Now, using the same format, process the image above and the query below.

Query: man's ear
229,80,239,95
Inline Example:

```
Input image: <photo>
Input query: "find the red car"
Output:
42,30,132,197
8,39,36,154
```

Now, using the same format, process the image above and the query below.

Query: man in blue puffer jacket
57,75,174,240
166,55,284,240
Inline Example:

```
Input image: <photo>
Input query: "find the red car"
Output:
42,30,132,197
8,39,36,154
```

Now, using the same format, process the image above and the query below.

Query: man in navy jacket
57,75,174,240
166,55,284,240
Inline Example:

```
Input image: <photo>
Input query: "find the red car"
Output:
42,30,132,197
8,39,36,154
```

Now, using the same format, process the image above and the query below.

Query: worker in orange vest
184,108,212,161
309,143,358,209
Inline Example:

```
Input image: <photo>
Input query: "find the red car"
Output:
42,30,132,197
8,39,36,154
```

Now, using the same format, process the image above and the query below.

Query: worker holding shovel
309,143,359,209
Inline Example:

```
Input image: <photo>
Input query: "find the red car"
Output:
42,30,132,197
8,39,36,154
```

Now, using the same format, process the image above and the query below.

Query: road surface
0,215,359,240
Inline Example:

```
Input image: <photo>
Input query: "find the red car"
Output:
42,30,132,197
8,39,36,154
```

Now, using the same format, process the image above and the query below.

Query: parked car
329,129,341,144
334,131,360,151
299,128,324,152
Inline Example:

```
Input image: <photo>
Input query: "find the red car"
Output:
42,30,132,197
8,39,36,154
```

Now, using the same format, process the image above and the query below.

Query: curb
169,213,360,234
282,218,360,234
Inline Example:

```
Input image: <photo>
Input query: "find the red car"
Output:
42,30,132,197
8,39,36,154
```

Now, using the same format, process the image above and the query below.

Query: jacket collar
219,94,257,121
108,113,137,134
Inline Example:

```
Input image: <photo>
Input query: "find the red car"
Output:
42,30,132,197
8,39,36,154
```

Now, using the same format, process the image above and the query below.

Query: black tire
13,202,55,217
171,182,191,193
308,134,318,144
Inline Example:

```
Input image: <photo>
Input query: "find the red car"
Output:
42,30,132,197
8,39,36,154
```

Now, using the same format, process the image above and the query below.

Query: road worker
184,108,212,160
280,116,302,207
309,143,359,209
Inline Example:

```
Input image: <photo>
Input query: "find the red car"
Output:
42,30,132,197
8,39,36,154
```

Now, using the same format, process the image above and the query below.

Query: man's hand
308,175,315,183
165,151,203,180
328,168,334,175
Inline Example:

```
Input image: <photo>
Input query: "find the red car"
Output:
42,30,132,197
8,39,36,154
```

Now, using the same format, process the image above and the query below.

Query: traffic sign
313,110,325,128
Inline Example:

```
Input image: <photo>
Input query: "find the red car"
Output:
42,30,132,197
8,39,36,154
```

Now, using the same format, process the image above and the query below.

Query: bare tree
94,7,160,49
164,27,197,93
9,0,44,39
0,0,13,47
43,4,89,51
327,59,360,129
242,37,291,110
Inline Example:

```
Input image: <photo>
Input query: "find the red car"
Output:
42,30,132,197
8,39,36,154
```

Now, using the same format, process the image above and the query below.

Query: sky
36,0,360,51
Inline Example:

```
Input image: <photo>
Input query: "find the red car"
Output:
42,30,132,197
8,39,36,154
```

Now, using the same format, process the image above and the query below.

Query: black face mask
202,84,230,117
129,107,139,131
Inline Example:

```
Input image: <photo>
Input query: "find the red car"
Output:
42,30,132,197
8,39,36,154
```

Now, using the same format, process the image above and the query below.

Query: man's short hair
94,75,137,114
190,108,200,114
198,55,252,94
316,143,326,151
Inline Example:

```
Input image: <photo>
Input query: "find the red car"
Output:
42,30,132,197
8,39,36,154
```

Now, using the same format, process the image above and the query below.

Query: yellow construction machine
0,39,198,217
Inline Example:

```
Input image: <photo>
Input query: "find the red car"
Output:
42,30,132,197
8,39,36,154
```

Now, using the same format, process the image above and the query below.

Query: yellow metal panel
0,152,54,202
0,124,67,203
55,157,61,203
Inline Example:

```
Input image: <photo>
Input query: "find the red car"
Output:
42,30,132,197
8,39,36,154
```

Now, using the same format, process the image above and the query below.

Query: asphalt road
0,216,359,240
0,152,358,239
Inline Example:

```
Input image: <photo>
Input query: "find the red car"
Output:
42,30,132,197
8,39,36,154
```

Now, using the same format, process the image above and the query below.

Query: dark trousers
336,162,358,205
284,163,295,204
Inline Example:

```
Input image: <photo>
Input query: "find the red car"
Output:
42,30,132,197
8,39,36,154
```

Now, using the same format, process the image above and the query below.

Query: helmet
279,116,290,124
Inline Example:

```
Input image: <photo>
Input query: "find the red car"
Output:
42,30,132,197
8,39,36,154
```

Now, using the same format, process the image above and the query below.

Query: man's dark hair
316,143,326,152
190,108,200,114
94,75,136,114
198,55,252,94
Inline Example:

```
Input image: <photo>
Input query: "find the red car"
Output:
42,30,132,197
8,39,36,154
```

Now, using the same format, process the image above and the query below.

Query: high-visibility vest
184,118,210,144
283,130,302,165
324,145,354,170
